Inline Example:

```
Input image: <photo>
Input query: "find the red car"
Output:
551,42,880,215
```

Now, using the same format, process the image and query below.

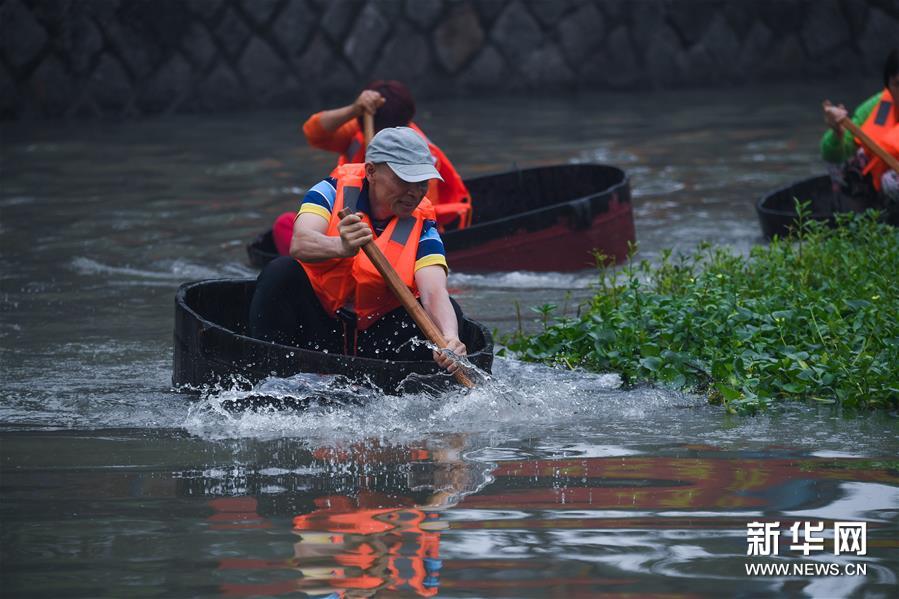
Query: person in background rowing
821,48,899,219
249,127,466,373
271,80,472,255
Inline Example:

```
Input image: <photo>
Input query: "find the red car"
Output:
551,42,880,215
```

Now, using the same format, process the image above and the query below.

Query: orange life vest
333,122,472,229
858,88,899,192
300,163,431,331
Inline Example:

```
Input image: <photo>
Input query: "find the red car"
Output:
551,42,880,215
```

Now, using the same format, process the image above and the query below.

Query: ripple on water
0,340,188,430
629,166,687,197
69,256,254,281
0,196,37,207
204,158,283,177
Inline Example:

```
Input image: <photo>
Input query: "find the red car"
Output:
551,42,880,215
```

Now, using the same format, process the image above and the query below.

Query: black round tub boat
755,175,846,239
172,279,494,395
755,174,899,239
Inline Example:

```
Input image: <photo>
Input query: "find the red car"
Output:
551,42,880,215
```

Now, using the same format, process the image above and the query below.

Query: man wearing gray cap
249,127,466,373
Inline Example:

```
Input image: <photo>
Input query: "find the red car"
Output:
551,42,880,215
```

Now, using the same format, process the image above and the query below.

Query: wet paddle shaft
363,113,375,146
338,207,475,388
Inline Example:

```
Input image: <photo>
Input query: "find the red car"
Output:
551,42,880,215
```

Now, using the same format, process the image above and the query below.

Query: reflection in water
1,429,896,596
288,497,444,596
181,437,493,597
115,436,893,598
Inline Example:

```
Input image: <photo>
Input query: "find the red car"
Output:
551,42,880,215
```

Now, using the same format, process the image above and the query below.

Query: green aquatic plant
501,206,899,414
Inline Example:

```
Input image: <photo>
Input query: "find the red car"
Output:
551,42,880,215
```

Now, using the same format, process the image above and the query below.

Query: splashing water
180,357,697,446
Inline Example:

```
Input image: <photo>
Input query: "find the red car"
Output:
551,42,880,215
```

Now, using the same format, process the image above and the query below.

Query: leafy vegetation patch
502,207,899,414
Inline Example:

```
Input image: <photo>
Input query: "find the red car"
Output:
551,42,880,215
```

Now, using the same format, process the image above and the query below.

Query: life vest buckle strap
336,308,357,356
335,307,357,324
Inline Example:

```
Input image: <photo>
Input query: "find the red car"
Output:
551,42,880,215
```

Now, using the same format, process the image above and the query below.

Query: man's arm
302,113,357,153
289,212,372,262
415,265,467,372
319,90,384,132
302,90,385,152
821,93,881,163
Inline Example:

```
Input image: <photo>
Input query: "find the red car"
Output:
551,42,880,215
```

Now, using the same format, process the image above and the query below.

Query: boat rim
176,278,493,367
756,174,834,219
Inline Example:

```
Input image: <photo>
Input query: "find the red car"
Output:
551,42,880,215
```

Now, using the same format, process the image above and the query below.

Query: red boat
247,164,634,272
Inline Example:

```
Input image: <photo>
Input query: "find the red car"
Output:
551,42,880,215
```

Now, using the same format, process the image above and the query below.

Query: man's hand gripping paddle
338,207,476,389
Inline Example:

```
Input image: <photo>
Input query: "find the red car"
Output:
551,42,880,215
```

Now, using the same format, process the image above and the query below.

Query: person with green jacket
820,49,899,208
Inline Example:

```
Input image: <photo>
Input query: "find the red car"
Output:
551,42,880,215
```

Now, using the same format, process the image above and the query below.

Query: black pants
248,257,463,360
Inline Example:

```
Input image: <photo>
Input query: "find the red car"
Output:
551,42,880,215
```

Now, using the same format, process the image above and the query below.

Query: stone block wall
1,0,897,119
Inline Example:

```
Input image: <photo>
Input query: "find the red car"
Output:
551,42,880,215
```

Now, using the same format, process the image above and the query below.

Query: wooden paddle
836,113,899,173
363,112,375,146
338,207,475,389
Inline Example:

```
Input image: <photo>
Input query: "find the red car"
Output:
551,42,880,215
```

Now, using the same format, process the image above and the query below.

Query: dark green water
1,82,897,597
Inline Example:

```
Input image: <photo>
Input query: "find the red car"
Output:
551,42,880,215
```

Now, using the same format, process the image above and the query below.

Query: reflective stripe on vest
343,184,361,212
874,99,892,126
343,136,364,165
391,217,416,244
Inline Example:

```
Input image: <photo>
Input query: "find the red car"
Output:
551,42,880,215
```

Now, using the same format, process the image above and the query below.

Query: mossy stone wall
1,0,896,119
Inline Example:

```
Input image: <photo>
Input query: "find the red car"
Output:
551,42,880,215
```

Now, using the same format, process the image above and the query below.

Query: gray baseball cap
365,126,444,183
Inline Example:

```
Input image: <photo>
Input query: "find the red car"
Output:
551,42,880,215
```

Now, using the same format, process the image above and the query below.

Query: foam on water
70,256,255,281
572,146,640,166
449,271,594,289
